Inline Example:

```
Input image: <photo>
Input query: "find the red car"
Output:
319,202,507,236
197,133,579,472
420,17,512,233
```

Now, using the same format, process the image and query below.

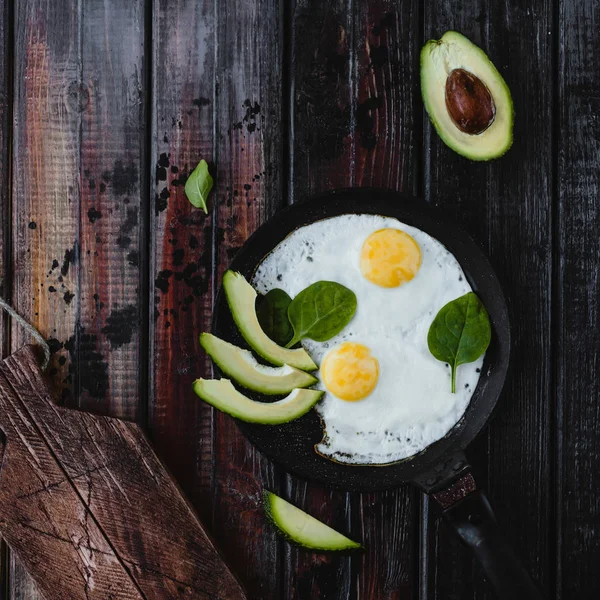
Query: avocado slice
263,491,362,551
222,271,317,371
421,31,513,161
200,333,317,394
193,378,323,424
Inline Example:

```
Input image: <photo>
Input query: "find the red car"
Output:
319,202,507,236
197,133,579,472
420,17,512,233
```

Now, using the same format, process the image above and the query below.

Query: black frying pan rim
211,188,511,492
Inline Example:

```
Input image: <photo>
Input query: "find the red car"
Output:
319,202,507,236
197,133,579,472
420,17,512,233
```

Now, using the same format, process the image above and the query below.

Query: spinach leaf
256,289,293,346
285,281,357,348
185,159,213,213
427,292,491,393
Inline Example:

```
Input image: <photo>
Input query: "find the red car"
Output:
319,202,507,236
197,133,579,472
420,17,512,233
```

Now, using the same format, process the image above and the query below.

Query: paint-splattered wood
423,2,554,598
0,345,246,600
152,0,286,598
149,0,215,520
556,0,600,597
11,1,148,595
210,1,285,598
5,0,600,598
11,2,82,596
77,0,147,421
13,0,147,416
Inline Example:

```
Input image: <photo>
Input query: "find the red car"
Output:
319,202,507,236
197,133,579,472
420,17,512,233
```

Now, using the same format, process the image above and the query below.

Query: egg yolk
321,342,379,402
360,228,422,288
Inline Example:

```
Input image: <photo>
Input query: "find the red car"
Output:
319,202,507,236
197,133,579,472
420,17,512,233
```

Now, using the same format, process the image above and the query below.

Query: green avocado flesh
200,333,317,394
222,271,317,371
264,491,362,551
421,31,513,161
193,379,323,424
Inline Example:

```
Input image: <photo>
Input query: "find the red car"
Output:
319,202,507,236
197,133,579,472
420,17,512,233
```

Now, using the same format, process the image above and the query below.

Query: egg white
252,214,484,465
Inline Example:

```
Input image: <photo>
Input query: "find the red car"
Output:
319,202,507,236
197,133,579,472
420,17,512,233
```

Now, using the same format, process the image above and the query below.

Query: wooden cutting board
0,345,246,600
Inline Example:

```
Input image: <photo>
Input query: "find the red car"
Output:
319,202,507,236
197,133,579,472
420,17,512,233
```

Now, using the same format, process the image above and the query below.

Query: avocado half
421,31,513,161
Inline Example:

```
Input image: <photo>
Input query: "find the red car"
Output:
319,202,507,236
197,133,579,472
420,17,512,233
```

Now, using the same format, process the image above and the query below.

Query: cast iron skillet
213,188,544,600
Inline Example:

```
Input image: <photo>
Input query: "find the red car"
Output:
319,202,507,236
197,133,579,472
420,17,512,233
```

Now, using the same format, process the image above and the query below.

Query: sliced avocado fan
421,31,513,161
193,378,323,424
222,271,317,371
200,333,317,395
264,491,362,551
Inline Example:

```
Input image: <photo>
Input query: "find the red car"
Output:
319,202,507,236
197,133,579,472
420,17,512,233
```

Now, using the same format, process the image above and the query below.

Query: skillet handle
442,490,544,600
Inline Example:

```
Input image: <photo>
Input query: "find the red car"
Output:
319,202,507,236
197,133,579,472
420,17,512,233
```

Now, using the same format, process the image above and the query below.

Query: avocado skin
420,31,514,161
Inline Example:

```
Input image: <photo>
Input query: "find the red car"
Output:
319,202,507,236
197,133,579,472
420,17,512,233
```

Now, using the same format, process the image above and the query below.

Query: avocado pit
445,68,496,135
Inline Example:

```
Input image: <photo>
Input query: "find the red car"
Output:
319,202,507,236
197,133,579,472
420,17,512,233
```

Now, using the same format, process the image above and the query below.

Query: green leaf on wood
185,159,213,213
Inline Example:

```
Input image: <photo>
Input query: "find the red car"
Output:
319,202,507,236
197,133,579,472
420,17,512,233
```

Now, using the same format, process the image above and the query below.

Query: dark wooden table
0,0,597,598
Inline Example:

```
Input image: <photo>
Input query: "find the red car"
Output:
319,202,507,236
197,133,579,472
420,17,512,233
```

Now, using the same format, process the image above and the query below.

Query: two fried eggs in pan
252,214,483,465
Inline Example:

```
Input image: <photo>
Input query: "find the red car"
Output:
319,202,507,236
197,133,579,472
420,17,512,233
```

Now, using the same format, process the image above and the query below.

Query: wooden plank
352,2,421,598
0,355,144,600
0,345,246,600
0,0,9,358
12,0,79,407
290,0,356,198
12,1,148,595
149,0,215,519
422,2,554,598
12,2,82,596
354,0,420,192
285,2,355,598
0,0,12,591
210,1,285,598
12,0,147,416
77,0,147,420
556,0,600,596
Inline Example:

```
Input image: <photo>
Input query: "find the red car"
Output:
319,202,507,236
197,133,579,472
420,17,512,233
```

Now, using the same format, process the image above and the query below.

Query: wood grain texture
12,0,80,405
0,1,14,593
78,0,147,420
0,0,10,359
354,0,420,193
11,2,149,595
556,0,600,597
149,0,215,520
4,0,600,598
0,350,144,600
11,2,82,596
210,1,285,598
353,2,420,598
423,1,554,598
0,345,246,600
285,1,355,598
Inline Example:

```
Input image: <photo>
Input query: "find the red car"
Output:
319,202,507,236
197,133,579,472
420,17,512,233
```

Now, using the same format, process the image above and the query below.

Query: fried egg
252,214,484,465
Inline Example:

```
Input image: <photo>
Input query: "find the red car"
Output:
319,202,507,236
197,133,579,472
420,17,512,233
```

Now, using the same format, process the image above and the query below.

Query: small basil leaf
256,289,293,346
427,292,491,393
286,281,357,348
185,159,213,213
